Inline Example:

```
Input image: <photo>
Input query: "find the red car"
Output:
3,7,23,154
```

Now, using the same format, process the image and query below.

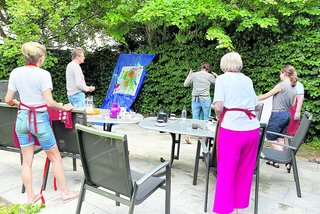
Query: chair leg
165,165,171,214
291,155,301,198
204,150,211,213
254,162,260,214
20,153,26,193
76,181,86,214
42,160,51,191
193,140,201,185
128,203,135,214
116,192,120,206
73,158,77,171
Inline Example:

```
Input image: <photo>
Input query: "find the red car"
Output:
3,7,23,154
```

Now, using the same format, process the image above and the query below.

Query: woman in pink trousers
212,52,260,214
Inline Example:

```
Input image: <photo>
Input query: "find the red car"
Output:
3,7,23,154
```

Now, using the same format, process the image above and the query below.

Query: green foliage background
1,33,319,139
0,0,319,139
130,37,319,138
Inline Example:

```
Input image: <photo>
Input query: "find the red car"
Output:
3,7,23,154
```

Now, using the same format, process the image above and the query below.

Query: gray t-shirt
183,70,215,96
66,61,89,96
272,81,296,111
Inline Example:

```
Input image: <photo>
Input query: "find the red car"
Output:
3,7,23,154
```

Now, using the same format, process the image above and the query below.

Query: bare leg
231,209,238,214
45,145,79,200
270,138,285,151
21,145,39,203
184,135,192,144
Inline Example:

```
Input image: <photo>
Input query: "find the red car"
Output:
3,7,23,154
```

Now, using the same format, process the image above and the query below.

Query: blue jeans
16,110,56,150
68,92,85,107
191,97,211,120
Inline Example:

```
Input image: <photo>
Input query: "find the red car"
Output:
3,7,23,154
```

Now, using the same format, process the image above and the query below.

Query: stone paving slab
0,123,319,214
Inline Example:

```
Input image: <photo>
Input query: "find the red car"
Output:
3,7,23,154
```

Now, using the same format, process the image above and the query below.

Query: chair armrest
266,131,294,140
135,162,170,186
266,140,297,150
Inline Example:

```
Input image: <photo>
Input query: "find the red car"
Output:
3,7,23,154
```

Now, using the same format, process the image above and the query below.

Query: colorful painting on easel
113,66,144,96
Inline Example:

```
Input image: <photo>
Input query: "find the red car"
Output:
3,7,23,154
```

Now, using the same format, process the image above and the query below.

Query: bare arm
213,101,224,119
43,89,74,111
294,94,304,120
258,84,281,101
5,90,19,106
183,69,193,87
211,72,218,78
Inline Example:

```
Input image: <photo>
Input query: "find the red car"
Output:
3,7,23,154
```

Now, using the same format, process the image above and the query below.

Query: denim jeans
191,97,211,120
266,111,291,140
68,92,85,107
16,110,56,150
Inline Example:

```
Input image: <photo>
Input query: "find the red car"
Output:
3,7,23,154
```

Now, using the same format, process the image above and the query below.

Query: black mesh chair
261,112,312,198
42,109,87,191
253,123,267,214
0,80,19,102
255,103,264,121
0,103,42,193
51,109,87,170
75,123,171,214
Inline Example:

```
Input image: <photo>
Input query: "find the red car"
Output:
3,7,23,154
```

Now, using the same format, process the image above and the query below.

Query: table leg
159,133,181,165
103,123,113,132
193,139,202,185
170,133,181,164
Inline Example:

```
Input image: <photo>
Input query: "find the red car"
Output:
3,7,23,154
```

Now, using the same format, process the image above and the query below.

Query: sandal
61,190,79,202
27,194,42,204
285,163,291,173
266,161,280,168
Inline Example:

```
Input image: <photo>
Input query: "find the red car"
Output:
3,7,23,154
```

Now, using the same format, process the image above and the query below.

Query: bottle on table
181,105,187,120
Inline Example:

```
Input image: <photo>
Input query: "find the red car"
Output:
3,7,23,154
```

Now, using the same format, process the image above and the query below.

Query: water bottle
181,105,187,120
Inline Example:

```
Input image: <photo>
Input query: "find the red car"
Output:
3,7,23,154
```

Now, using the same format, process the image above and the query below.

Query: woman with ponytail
5,41,79,203
258,65,297,170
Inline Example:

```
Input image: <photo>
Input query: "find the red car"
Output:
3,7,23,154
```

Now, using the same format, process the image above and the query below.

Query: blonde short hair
21,41,46,64
71,47,84,60
220,52,243,73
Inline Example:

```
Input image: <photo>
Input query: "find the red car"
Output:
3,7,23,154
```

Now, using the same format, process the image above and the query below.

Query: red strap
216,107,256,161
18,102,47,142
27,63,38,67
39,157,50,205
54,177,57,191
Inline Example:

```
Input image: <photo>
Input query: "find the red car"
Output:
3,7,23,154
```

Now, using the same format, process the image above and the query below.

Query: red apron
216,107,256,160
13,102,47,147
286,99,299,135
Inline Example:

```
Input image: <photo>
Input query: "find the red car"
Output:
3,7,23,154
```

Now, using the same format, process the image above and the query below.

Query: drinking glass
86,96,94,110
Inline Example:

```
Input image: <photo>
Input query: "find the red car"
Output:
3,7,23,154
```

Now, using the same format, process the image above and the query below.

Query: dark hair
200,62,210,71
281,65,297,87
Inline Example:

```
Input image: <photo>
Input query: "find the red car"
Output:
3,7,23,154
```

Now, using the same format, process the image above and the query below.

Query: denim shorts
16,110,56,150
68,92,85,107
266,111,291,140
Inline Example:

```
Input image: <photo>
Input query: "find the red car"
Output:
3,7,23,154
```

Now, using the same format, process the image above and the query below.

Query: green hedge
1,37,318,139
132,38,319,138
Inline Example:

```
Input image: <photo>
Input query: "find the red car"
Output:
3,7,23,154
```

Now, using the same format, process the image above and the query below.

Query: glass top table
139,117,217,165
86,109,144,131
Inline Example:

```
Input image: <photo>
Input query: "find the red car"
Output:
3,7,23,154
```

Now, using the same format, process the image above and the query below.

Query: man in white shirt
66,47,95,107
